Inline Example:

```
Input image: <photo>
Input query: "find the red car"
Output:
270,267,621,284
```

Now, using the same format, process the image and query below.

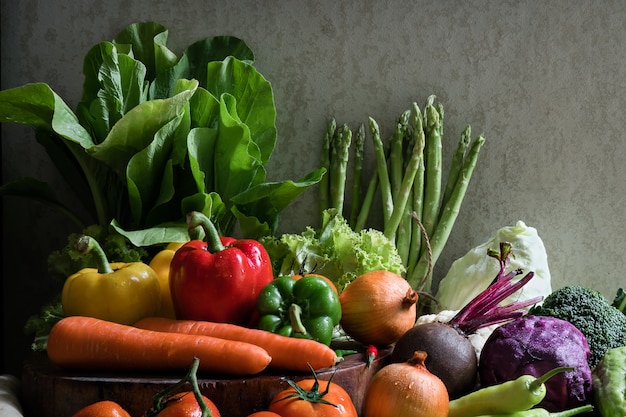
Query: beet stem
448,243,541,334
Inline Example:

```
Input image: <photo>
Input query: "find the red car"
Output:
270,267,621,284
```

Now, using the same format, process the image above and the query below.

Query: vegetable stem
349,124,365,228
389,110,410,200
420,98,443,253
329,124,352,215
67,142,110,227
289,303,308,335
186,211,225,252
441,125,471,209
408,134,485,290
318,118,335,219
406,103,425,275
384,117,424,241
527,367,575,392
150,357,214,417
354,172,379,232
369,117,393,228
75,235,114,274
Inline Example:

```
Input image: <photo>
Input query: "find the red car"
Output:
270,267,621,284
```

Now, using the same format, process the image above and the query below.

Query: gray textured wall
2,1,625,375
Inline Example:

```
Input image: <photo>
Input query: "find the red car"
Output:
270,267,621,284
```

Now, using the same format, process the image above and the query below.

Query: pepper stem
186,211,225,253
75,235,114,274
528,366,575,393
289,304,308,334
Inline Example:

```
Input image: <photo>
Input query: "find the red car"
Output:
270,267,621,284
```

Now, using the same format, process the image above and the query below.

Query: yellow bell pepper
61,235,161,325
149,242,185,318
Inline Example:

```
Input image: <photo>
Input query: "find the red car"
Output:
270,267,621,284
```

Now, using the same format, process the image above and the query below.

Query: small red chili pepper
366,345,378,368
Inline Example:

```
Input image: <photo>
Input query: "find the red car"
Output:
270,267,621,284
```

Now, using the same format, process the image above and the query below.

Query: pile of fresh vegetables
3,20,626,417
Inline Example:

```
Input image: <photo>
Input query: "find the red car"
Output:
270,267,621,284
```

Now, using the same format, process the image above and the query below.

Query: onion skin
363,351,449,417
339,270,418,346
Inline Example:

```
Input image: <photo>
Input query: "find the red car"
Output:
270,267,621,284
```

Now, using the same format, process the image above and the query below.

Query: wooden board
20,347,391,417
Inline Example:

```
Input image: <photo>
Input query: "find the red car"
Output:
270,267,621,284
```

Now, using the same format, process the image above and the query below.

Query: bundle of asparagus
318,95,485,299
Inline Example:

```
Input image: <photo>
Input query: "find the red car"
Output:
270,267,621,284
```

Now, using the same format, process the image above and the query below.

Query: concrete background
2,0,625,375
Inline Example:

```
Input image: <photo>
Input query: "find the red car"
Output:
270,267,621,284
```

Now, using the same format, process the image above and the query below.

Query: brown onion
339,270,417,346
363,351,449,417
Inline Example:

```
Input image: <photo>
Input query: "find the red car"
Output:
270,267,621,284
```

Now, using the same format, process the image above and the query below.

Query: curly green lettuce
262,209,405,291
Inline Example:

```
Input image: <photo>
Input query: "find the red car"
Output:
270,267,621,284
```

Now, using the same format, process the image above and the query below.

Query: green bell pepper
256,275,341,346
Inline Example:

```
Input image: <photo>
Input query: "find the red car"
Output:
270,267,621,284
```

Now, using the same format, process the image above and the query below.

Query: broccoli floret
529,285,626,368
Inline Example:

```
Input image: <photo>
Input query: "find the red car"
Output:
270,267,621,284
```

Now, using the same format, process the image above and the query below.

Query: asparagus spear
420,98,443,253
384,110,424,242
406,103,426,277
408,133,486,290
349,124,365,229
441,124,471,209
318,118,336,219
389,110,410,200
329,124,352,216
369,117,394,227
354,171,379,232
395,119,417,265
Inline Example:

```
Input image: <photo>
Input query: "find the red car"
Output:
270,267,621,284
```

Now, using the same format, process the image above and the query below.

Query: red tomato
268,378,357,417
247,412,282,417
72,401,131,417
148,392,221,417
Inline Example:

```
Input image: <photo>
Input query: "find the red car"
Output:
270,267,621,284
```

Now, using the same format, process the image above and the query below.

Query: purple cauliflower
478,315,593,412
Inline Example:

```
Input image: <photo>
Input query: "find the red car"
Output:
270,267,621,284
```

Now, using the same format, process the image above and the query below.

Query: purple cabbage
478,315,593,412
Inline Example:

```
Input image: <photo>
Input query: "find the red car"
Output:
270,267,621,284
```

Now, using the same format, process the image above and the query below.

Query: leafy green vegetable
261,209,406,292
23,297,64,352
436,221,553,311
0,21,323,248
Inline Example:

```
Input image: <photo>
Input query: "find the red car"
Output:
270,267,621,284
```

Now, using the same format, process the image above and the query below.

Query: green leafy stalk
354,171,379,232
329,124,352,215
441,124,471,209
420,97,443,252
384,116,425,241
318,118,336,218
408,134,485,290
389,110,410,200
369,117,394,226
406,103,425,277
395,125,416,264
349,123,365,229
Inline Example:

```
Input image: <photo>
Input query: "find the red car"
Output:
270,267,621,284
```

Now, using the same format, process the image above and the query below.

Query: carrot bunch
47,315,338,376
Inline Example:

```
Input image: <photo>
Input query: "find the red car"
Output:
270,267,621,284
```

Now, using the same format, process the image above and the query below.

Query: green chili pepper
592,345,626,417
256,275,341,346
477,404,593,417
448,367,574,417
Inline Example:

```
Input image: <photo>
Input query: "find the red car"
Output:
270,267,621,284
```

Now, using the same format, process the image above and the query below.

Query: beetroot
478,315,593,412
392,321,477,398
393,242,543,399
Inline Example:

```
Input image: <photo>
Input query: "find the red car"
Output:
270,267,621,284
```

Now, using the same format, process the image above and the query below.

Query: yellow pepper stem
75,235,114,274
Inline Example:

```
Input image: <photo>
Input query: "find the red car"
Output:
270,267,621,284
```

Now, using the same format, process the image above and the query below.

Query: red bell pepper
169,211,274,326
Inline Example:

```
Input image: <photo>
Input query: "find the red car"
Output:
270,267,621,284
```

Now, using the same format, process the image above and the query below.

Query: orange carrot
134,317,338,372
47,316,271,375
